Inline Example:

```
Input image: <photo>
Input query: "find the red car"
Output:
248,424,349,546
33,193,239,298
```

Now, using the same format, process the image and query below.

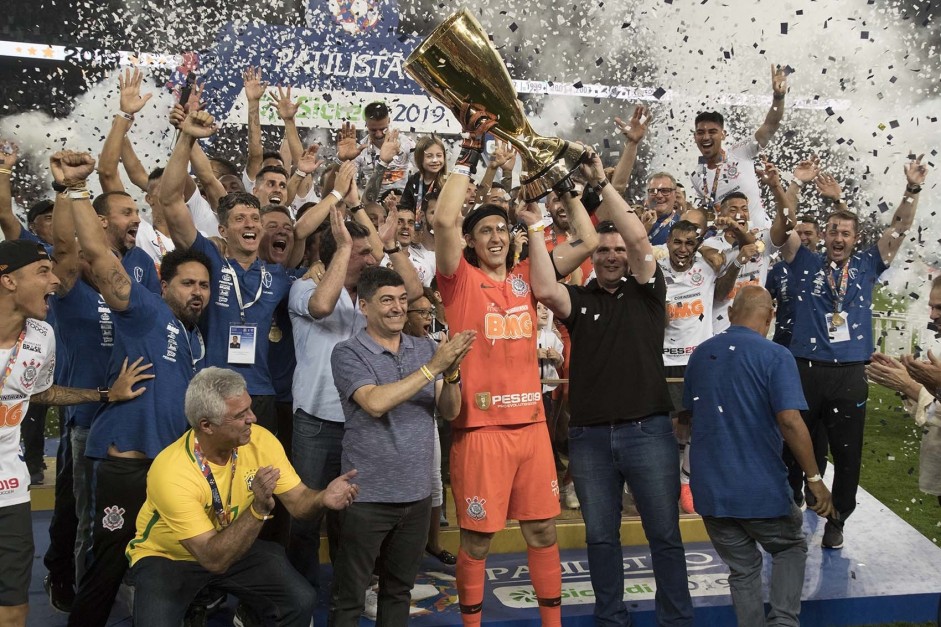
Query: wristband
250,503,274,521
383,242,402,255
772,93,785,101
349,204,364,213
806,474,823,483
732,257,744,268
97,387,110,404
68,190,91,200
329,189,344,202
590,179,609,194
0,168,11,175
420,365,435,382
906,184,922,194
793,178,806,188
444,369,461,384
293,170,309,179
452,164,472,178
528,223,545,233
118,112,135,122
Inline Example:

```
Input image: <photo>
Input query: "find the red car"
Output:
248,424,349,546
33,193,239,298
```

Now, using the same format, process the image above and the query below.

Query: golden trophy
405,9,589,202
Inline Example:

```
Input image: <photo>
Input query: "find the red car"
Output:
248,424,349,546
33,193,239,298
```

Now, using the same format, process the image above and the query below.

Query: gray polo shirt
289,278,366,420
331,329,438,503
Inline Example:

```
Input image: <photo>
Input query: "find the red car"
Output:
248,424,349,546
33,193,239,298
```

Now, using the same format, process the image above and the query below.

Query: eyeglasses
647,187,676,196
407,308,436,319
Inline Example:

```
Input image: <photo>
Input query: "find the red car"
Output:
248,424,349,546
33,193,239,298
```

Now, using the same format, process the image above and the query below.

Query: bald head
728,285,774,335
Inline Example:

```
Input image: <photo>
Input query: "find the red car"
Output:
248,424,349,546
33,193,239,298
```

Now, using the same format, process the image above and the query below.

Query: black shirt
561,267,674,426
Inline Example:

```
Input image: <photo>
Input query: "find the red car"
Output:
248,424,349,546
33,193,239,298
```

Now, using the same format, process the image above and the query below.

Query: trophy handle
489,127,535,161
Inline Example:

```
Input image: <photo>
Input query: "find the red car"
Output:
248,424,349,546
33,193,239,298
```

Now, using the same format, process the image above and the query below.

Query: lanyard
154,231,169,260
223,260,266,324
177,321,206,372
826,260,851,314
648,211,676,241
0,329,27,392
193,434,237,529
700,151,727,208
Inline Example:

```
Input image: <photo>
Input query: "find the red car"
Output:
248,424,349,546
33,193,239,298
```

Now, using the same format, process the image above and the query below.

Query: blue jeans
288,409,344,590
131,540,314,627
568,415,693,627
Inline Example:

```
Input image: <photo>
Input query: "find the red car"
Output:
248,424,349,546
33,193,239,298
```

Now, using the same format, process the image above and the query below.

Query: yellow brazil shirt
126,426,302,566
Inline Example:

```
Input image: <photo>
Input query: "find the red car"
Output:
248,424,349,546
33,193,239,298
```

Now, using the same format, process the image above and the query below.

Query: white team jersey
690,139,769,230
354,134,415,192
381,243,437,287
658,249,718,367
703,229,776,334
0,319,55,508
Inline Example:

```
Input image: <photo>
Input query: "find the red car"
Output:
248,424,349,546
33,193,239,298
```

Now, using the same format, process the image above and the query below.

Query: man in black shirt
523,154,693,627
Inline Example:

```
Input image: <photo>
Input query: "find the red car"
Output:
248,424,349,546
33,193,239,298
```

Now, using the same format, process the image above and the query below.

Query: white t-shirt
658,249,718,367
690,139,769,230
703,229,777,334
186,189,221,237
135,219,176,267
354,134,415,193
0,319,55,508
537,326,564,392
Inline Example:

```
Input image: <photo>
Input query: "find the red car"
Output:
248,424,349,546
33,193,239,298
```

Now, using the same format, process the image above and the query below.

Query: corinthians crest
465,496,487,521
19,359,39,389
507,273,529,297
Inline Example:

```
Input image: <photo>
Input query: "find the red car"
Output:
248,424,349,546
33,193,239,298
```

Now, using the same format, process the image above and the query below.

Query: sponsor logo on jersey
484,311,533,340
26,319,47,335
667,299,705,320
21,342,42,354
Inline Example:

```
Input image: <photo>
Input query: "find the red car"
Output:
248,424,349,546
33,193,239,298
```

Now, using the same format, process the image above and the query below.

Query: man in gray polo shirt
287,207,421,590
330,266,474,626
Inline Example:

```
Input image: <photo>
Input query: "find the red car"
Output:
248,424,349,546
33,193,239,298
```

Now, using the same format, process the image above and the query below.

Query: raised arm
243,67,267,181
755,64,787,147
814,173,849,214
588,153,654,283
363,191,423,301
161,112,219,249
610,105,650,196
518,202,572,319
0,143,24,240
48,185,81,296
757,160,796,247
286,145,324,208
99,68,152,193
363,130,399,204
306,206,351,319
120,138,150,193
878,155,927,265
59,151,135,311
474,140,514,205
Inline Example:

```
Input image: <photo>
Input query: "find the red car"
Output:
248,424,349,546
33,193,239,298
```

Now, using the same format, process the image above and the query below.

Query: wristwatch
97,387,110,404
383,242,403,255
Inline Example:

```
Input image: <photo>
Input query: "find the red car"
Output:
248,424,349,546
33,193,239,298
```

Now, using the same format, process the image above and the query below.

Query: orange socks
528,544,562,627
456,548,485,627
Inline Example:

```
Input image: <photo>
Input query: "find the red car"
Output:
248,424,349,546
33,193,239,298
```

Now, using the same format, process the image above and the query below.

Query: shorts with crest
450,422,561,533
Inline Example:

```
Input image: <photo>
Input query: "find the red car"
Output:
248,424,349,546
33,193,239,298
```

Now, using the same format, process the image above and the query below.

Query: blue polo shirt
53,280,113,429
683,325,808,518
191,233,292,396
268,268,305,404
86,283,205,460
331,330,438,503
122,246,161,295
765,260,795,346
787,245,887,363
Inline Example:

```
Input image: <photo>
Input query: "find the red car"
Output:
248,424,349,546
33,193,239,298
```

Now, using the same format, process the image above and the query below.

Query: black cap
462,204,510,235
26,199,54,225
0,240,53,276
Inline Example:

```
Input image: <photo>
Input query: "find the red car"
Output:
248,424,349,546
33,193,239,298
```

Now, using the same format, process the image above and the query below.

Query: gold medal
268,321,283,343
832,312,845,327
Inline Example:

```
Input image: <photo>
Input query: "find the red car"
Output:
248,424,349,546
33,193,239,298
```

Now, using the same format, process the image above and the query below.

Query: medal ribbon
193,435,237,528
700,150,727,208
0,329,27,393
648,211,676,241
826,260,850,315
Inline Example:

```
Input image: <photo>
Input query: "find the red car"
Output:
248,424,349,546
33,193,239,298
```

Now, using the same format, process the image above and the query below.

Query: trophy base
519,139,590,202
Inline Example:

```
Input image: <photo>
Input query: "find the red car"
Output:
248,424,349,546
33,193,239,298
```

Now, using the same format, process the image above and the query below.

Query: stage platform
27,476,941,626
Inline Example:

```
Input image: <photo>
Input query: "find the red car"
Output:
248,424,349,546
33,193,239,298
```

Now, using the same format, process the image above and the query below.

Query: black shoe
43,574,75,613
30,470,44,485
233,603,262,627
183,604,207,627
822,521,844,549
427,547,457,565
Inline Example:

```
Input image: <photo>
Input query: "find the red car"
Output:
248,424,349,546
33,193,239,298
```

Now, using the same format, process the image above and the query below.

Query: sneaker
233,603,262,627
363,587,378,620
439,509,449,527
43,574,75,613
30,470,44,485
560,480,580,509
822,521,844,549
679,484,696,514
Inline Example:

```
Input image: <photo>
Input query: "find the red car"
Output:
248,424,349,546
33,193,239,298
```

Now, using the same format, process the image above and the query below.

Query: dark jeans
568,415,694,627
330,497,432,627
703,505,807,627
288,409,343,590
43,426,77,587
786,360,867,526
131,540,315,627
21,402,47,477
68,456,151,627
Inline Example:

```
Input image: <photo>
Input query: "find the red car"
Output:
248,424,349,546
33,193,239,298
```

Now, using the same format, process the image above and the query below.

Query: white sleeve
186,189,220,236
35,333,56,395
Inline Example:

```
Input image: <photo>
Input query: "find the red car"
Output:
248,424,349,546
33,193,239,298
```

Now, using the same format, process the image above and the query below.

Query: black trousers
785,360,867,527
21,402,47,477
43,424,77,586
68,456,151,627
251,395,291,549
